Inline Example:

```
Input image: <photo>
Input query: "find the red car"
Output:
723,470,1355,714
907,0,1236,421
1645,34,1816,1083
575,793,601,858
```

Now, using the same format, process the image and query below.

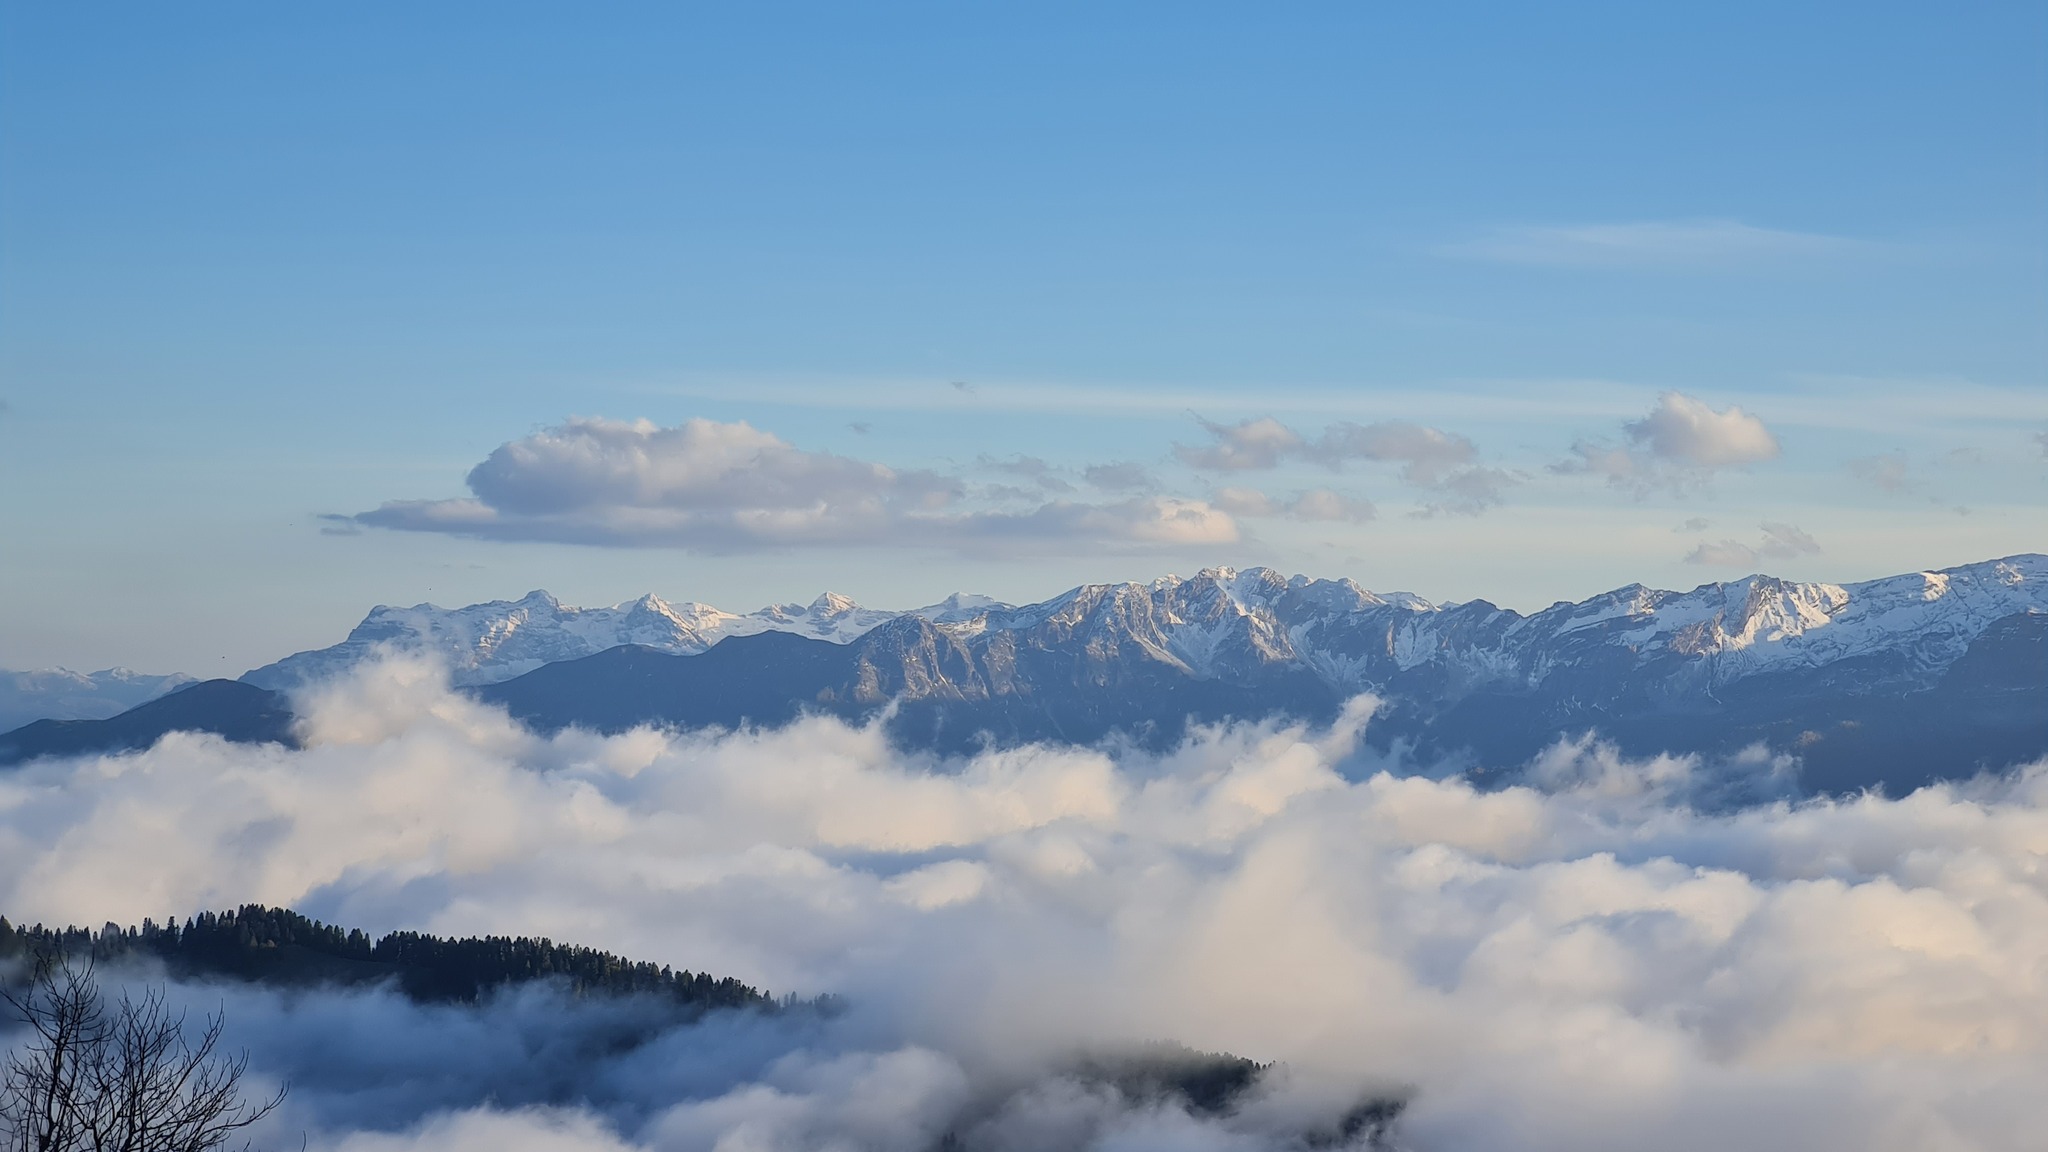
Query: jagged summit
241,587,998,689
236,553,2048,695
13,554,2045,787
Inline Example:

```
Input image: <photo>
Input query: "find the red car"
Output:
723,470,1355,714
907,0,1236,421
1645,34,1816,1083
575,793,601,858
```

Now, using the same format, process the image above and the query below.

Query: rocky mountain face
10,555,2045,793
242,589,916,689
480,554,2048,791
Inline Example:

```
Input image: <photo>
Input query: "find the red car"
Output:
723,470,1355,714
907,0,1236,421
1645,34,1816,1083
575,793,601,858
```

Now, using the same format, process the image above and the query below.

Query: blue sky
2,1,2044,673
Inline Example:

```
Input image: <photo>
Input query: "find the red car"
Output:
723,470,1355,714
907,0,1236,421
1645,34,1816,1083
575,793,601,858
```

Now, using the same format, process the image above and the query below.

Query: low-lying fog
3,659,2042,1151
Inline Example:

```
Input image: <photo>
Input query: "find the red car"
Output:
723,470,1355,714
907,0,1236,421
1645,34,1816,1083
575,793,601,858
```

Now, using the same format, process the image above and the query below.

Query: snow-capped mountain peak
236,554,2048,702
244,587,906,688
0,667,201,731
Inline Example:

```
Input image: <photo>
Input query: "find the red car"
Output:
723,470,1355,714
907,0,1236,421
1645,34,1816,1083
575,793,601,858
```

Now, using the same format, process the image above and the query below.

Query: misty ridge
3,909,1339,1147
1,656,2045,1150
1,554,2043,1152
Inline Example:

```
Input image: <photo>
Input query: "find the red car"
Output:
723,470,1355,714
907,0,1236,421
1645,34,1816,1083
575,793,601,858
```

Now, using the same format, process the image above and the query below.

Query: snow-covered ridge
238,554,2047,694
1534,553,2048,682
0,668,199,730
241,589,998,689
949,554,2047,689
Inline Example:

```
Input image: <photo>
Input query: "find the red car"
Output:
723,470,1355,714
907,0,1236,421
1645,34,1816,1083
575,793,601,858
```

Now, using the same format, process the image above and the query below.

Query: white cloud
1310,421,1477,482
6,661,2047,1151
1179,418,1514,515
1627,393,1780,468
1213,487,1377,524
1685,522,1822,568
1174,418,1306,472
1559,392,1781,494
357,417,953,549
351,418,1238,555
1443,219,1857,268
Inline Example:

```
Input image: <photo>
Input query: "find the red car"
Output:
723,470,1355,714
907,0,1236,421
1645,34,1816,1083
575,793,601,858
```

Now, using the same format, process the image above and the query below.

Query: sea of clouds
2,658,2044,1151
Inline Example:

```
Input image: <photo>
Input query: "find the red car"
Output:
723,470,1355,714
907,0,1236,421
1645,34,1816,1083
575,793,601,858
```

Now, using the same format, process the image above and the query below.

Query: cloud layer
4,660,2045,1151
350,418,1238,555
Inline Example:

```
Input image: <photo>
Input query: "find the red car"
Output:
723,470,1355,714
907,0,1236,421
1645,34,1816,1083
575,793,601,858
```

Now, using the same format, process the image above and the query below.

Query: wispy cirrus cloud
1174,417,1306,472
977,454,1075,493
1081,462,1155,492
1442,218,1859,268
1212,486,1377,524
1684,521,1821,567
1176,417,1515,516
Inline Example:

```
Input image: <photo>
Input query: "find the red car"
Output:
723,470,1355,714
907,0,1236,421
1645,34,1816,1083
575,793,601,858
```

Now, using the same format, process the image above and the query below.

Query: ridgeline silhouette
0,905,778,1013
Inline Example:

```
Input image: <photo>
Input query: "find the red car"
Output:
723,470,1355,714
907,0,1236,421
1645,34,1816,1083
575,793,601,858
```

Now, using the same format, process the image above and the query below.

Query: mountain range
241,589,1002,689
4,554,2044,793
0,667,198,732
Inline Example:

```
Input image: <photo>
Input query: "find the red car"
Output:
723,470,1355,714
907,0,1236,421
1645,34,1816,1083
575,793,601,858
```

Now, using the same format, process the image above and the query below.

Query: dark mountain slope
0,679,294,766
476,630,865,733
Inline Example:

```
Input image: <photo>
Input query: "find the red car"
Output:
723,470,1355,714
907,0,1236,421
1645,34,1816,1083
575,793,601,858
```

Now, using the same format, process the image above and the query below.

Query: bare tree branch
1,953,284,1152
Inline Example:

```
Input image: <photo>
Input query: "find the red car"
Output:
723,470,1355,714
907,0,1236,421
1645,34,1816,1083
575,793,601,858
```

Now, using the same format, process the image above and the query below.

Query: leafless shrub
1,953,284,1152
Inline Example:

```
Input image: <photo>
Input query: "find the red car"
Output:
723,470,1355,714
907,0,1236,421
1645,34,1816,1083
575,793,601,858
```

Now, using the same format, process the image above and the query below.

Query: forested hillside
0,904,774,1012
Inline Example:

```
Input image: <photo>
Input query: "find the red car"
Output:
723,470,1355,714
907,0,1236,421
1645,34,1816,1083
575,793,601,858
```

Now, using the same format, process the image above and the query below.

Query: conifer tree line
0,906,781,1013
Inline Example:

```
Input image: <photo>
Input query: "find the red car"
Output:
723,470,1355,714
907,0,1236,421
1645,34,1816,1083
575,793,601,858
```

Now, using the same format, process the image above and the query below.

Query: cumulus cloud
1626,392,1780,467
1443,219,1857,268
1685,522,1822,568
4,661,2047,1151
1179,418,1514,515
348,418,1237,555
1558,392,1781,494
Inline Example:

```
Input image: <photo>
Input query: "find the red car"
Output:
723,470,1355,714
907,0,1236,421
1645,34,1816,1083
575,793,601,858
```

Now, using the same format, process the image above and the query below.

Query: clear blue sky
2,1,2044,673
